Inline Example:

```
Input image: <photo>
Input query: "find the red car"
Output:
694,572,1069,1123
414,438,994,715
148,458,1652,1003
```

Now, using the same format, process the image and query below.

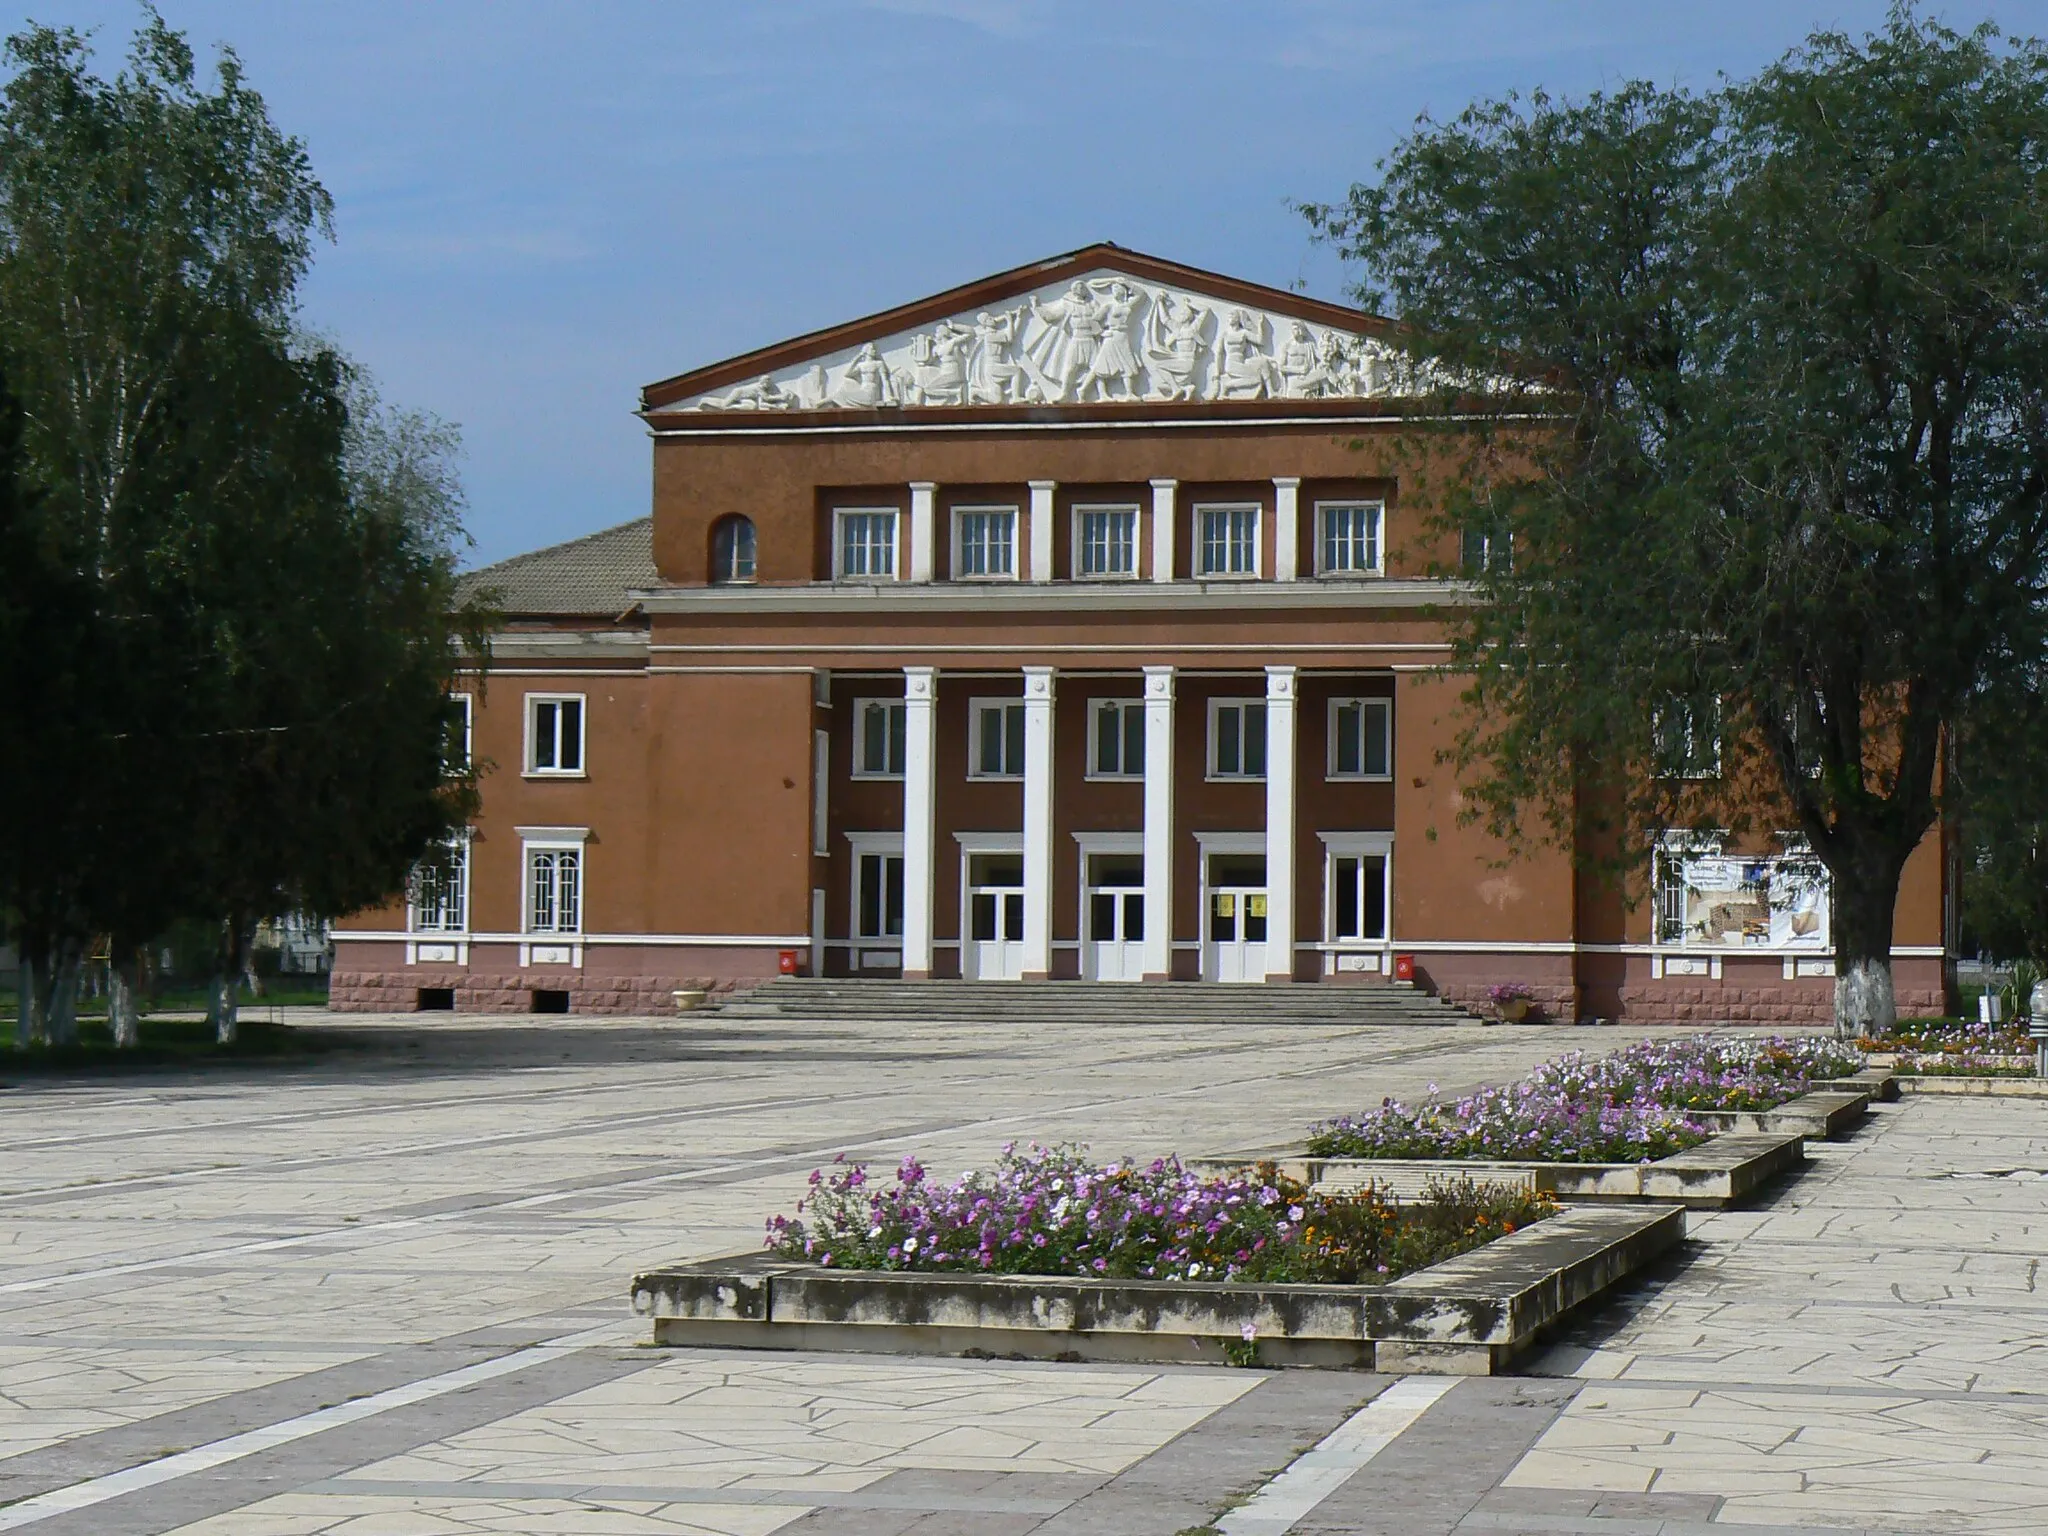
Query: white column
1022,666,1056,979
1264,666,1298,981
1150,478,1177,584
1142,666,1176,980
1273,477,1301,582
1029,480,1056,583
902,666,938,979
908,481,936,582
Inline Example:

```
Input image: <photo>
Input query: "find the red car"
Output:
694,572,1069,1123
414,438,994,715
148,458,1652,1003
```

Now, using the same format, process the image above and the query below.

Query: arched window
710,515,756,584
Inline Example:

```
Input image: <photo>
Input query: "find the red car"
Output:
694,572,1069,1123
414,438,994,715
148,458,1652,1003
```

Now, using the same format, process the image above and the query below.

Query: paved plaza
0,1011,2040,1534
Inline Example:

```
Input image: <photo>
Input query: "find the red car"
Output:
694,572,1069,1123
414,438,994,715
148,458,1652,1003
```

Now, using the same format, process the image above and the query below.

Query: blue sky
12,1,2039,564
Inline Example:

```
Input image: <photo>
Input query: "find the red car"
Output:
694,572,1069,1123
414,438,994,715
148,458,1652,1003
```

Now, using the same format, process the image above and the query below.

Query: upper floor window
1197,504,1260,578
710,515,756,583
1210,699,1267,779
1090,700,1145,779
1654,695,1723,779
835,508,898,580
445,694,473,775
527,695,584,776
853,699,907,779
1319,502,1384,576
1329,697,1392,780
527,846,583,934
969,699,1026,779
1075,505,1139,579
409,835,470,934
953,507,1017,579
1461,520,1512,576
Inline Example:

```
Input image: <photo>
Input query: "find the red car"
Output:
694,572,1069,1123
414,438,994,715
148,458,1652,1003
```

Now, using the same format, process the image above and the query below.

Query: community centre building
328,245,1952,1021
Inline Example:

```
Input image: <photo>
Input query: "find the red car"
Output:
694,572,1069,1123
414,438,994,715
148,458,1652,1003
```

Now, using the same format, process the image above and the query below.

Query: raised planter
1819,1066,1900,1102
1895,1074,2048,1097
1687,1087,1871,1139
630,1202,1685,1377
1202,1130,1806,1211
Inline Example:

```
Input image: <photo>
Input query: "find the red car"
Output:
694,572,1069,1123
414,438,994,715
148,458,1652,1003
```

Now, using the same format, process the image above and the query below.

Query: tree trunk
44,942,81,1047
207,969,236,1046
109,945,141,1049
14,952,37,1048
210,916,257,1046
1831,847,1906,1040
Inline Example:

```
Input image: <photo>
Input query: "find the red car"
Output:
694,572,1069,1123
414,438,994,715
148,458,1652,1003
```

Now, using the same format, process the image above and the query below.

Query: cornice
628,579,1476,616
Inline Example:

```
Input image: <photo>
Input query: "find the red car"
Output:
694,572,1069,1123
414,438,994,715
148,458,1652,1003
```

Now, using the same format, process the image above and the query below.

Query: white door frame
1075,832,1145,982
1196,832,1267,983
844,830,905,971
1318,831,1395,976
956,832,1025,981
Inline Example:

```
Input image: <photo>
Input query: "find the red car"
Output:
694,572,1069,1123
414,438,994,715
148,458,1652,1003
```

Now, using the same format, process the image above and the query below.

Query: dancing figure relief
1144,293,1209,400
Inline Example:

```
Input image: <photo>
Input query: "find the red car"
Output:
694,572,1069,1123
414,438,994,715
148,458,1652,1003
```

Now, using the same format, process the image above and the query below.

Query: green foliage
1303,8,2048,1027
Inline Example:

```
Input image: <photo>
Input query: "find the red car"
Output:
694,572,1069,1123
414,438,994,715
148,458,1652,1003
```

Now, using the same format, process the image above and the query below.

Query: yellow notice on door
1248,894,1268,918
1215,893,1235,917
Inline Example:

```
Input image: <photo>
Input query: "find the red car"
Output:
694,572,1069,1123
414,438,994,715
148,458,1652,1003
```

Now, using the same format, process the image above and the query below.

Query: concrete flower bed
631,1202,1685,1376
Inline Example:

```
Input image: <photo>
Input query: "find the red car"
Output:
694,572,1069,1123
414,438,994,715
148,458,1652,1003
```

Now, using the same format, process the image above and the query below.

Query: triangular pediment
642,245,1429,416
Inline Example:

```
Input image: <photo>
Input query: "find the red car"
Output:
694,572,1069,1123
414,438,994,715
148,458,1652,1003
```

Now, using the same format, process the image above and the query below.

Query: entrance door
1205,853,1268,982
964,853,1024,980
1084,854,1145,981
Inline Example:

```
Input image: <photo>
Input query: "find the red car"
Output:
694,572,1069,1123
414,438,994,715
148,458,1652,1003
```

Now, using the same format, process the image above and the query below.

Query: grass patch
0,1013,355,1071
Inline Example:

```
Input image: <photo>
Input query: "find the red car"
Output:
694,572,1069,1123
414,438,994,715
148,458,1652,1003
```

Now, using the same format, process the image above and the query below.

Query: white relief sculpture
969,307,1028,404
1144,293,1209,400
1211,309,1281,400
701,373,798,411
831,342,896,408
660,270,1427,413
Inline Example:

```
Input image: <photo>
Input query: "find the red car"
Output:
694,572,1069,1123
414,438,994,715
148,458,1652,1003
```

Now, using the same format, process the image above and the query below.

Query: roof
458,518,657,616
639,242,1395,413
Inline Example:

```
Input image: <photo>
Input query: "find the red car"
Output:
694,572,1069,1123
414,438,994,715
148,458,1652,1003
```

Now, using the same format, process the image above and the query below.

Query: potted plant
1488,982,1536,1023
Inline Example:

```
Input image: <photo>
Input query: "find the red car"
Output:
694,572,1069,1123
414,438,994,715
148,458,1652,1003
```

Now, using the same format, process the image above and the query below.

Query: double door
964,853,1024,980
1206,853,1268,983
1084,853,1144,982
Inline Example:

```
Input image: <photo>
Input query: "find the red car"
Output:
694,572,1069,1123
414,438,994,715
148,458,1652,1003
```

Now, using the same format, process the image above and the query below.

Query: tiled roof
458,518,657,616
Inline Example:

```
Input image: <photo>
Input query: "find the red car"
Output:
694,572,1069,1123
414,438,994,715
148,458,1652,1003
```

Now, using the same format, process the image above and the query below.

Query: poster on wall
1665,853,1830,949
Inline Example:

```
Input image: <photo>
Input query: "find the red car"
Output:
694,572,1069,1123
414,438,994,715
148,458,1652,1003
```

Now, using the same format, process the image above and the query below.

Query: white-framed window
853,698,907,779
1327,849,1391,943
1197,503,1261,578
446,693,473,775
526,846,583,934
1318,501,1384,576
1209,699,1268,779
1089,700,1146,779
969,699,1026,779
526,694,585,776
1074,504,1139,579
1461,521,1512,576
1329,697,1392,780
834,508,899,580
952,506,1017,580
408,835,470,934
853,845,906,941
1654,695,1723,779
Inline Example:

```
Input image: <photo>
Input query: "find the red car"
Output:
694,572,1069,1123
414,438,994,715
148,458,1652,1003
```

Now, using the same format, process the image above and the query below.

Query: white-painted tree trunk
44,951,80,1047
1833,955,1897,1040
14,956,37,1048
208,972,238,1046
109,960,140,1049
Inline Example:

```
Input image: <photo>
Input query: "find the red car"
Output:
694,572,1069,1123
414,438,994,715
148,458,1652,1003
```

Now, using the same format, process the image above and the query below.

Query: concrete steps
709,977,1483,1028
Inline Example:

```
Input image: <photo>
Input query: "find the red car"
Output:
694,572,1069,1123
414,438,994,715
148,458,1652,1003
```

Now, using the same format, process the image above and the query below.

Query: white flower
903,1235,919,1253
1240,1322,1258,1343
1187,1262,1204,1279
868,1225,883,1239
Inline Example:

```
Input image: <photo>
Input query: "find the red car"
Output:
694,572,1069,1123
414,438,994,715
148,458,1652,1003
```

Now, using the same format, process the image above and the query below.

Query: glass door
964,853,1024,980
1084,853,1145,981
1205,853,1267,983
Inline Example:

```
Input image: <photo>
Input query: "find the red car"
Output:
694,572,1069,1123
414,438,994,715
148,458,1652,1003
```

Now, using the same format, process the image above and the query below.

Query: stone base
328,970,750,1015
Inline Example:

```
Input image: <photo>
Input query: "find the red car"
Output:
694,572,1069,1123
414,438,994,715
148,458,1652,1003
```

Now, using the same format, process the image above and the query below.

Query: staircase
708,977,1481,1028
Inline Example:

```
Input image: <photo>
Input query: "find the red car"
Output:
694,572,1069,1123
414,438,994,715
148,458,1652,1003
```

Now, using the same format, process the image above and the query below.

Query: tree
1305,7,2048,1034
1955,685,2048,969
0,15,480,1046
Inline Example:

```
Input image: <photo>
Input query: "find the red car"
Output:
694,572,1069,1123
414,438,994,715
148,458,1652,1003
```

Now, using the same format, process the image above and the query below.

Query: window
1329,698,1392,779
527,695,584,776
970,699,1026,778
835,509,898,580
409,836,470,934
855,851,904,940
1329,854,1389,942
1461,521,1512,576
527,847,582,934
1654,695,1723,779
1210,700,1268,779
710,515,756,583
1090,700,1146,778
1075,505,1139,579
446,694,473,775
953,507,1016,579
1197,504,1260,577
853,699,907,778
1319,502,1383,576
